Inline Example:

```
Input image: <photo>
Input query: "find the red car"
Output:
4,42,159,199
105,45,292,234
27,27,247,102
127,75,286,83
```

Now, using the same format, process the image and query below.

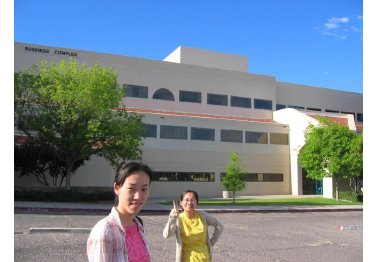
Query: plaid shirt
87,207,149,262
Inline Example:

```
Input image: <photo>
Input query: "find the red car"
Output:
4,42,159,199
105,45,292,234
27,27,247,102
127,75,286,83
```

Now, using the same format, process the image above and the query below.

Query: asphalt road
14,211,362,262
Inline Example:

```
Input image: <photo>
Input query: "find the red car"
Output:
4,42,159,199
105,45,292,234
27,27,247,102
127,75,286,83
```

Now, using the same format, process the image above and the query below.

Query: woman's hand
169,200,180,218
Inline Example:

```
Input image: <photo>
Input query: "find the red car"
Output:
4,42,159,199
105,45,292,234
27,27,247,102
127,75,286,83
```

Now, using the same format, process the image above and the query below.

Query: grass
161,197,362,206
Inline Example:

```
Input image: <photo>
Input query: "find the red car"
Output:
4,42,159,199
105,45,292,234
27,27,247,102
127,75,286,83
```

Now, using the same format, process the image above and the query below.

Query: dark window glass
245,131,268,144
270,133,289,145
179,90,201,103
307,107,322,111
254,99,272,110
243,173,259,182
207,93,228,106
221,129,243,143
144,124,157,138
325,109,339,113
191,127,215,141
160,125,187,140
287,105,305,110
153,88,175,101
341,111,356,119
231,96,252,108
276,104,286,110
152,172,215,182
124,84,148,98
262,173,283,182
357,113,363,122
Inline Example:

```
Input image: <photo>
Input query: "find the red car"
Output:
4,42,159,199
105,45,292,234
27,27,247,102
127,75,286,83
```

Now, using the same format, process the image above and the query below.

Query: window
262,173,283,182
231,96,252,108
276,104,286,110
160,125,187,140
221,129,243,143
143,124,157,138
287,105,305,110
153,88,175,101
254,99,272,110
245,131,268,144
357,113,363,122
341,111,356,119
307,107,321,112
124,84,148,98
270,133,289,145
152,172,215,182
243,173,259,182
207,93,228,106
191,127,215,141
221,173,259,182
179,90,201,103
325,109,339,113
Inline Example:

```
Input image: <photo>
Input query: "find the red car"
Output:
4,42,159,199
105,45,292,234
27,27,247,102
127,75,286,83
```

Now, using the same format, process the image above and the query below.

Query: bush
339,191,362,202
14,187,114,202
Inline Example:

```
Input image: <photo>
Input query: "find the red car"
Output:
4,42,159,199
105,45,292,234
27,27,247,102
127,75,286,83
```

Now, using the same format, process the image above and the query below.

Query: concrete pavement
14,195,363,215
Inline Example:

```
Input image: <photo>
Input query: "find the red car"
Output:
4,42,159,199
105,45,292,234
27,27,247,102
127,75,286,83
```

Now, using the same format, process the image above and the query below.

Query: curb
29,227,92,233
15,207,363,215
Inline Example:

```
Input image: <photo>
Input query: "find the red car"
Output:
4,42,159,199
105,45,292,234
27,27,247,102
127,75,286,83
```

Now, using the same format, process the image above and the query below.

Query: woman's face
180,192,197,212
114,171,150,216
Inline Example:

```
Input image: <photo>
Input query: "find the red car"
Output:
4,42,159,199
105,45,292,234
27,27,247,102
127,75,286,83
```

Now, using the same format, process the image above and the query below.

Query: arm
204,212,224,246
87,226,114,262
163,208,179,239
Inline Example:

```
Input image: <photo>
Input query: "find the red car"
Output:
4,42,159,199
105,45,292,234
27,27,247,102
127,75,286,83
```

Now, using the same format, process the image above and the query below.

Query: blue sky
14,0,363,93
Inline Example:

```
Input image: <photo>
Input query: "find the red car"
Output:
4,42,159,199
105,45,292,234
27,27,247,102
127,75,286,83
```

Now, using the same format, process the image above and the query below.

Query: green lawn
161,197,362,206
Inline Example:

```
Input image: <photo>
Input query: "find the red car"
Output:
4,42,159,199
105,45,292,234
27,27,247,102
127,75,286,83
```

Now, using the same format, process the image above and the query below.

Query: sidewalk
14,195,363,215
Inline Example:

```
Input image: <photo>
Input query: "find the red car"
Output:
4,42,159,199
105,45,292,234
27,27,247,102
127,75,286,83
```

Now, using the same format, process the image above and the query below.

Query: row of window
124,84,273,110
276,104,363,123
144,124,289,145
152,172,284,182
125,84,363,122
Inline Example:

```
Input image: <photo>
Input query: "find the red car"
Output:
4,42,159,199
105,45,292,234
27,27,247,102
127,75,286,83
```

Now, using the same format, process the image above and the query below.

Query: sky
13,0,364,94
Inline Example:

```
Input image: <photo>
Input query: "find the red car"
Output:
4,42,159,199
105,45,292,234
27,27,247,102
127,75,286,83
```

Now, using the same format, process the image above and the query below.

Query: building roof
308,114,363,133
123,107,277,124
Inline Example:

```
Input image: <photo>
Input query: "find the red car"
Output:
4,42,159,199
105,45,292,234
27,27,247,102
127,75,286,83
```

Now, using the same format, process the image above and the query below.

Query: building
14,42,363,198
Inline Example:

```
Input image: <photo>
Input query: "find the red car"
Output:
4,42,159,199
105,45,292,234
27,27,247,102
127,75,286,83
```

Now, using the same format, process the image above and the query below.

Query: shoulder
197,210,210,218
88,213,119,241
197,210,221,224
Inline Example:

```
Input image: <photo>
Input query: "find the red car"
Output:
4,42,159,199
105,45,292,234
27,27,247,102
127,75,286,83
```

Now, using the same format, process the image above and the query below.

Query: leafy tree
14,141,84,186
15,59,145,189
298,118,363,200
222,151,246,202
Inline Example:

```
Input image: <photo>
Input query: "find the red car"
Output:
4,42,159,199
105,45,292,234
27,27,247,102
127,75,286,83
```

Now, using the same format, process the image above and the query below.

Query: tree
14,141,85,187
222,151,246,202
298,118,363,200
15,59,145,190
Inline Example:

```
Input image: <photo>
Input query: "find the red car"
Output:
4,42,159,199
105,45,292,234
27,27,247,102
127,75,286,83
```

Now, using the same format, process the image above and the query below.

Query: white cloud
319,15,362,40
324,17,350,30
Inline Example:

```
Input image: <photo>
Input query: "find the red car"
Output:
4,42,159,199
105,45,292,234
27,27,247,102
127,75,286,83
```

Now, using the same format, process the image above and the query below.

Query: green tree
298,118,363,200
15,59,145,190
222,151,246,202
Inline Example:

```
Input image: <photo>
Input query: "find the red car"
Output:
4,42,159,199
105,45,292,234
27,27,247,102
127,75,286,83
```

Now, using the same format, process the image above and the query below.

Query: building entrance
302,169,322,195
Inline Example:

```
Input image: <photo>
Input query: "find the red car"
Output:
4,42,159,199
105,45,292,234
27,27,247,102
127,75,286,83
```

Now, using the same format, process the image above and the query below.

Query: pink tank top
125,223,150,262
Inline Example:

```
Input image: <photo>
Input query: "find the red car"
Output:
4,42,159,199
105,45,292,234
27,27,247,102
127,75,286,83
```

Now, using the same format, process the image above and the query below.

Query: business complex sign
24,46,78,57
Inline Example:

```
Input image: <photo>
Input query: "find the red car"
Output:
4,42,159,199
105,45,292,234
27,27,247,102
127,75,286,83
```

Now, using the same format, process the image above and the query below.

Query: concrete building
14,42,363,198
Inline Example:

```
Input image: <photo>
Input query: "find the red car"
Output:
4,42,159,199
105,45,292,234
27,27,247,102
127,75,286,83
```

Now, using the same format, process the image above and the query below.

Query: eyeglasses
182,199,196,203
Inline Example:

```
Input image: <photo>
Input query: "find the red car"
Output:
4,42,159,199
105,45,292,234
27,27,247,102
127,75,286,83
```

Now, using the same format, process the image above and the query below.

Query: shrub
14,187,114,202
339,191,362,202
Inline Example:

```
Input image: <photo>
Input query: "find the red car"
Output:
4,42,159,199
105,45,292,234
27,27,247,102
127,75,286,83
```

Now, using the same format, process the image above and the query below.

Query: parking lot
14,211,362,261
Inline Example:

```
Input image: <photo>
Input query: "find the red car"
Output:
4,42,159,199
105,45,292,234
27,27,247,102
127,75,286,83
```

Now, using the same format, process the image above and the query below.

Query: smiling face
114,170,150,217
180,192,198,212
